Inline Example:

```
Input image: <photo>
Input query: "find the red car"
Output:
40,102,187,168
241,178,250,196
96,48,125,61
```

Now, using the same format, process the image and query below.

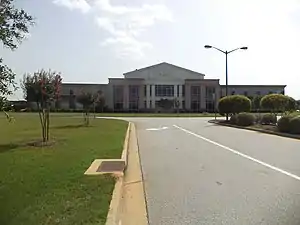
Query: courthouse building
59,62,286,112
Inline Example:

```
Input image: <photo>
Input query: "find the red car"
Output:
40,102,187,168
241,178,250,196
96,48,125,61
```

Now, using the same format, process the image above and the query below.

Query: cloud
53,0,91,14
53,0,173,59
101,36,152,59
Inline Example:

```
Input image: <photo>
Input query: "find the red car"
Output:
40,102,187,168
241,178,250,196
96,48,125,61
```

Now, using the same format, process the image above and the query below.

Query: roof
123,62,205,76
62,82,107,86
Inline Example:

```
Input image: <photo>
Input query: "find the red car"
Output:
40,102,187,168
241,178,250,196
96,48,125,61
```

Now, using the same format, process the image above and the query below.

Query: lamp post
204,45,247,120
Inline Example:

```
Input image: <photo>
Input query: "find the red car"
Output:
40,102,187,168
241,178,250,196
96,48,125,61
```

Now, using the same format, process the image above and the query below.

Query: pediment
124,62,205,81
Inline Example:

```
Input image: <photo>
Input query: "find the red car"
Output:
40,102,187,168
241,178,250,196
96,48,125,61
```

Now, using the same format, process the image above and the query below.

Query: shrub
218,95,251,115
261,113,277,125
254,114,262,124
260,94,291,113
236,113,255,126
230,114,238,124
289,116,300,134
277,115,295,133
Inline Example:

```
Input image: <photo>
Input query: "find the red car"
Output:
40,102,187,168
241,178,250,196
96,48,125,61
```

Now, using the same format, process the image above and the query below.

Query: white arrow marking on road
146,126,169,131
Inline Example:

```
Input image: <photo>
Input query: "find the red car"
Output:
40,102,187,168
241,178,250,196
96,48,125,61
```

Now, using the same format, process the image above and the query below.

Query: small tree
94,90,105,114
77,91,98,126
22,70,62,142
218,95,251,116
260,94,291,115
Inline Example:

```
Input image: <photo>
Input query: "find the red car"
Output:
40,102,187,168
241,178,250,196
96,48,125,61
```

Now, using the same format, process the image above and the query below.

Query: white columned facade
178,85,183,108
151,85,156,108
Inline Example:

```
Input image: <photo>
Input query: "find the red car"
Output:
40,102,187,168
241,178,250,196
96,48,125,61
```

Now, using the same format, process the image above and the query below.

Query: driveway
125,117,300,225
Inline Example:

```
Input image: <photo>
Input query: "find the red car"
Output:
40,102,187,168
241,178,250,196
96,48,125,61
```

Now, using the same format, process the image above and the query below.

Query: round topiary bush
261,113,277,125
236,113,255,126
277,115,294,133
218,95,251,115
289,116,300,134
230,114,238,124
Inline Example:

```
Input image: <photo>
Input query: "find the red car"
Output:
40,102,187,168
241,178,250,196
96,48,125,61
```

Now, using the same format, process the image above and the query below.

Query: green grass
0,113,128,225
96,113,221,117
3,112,221,118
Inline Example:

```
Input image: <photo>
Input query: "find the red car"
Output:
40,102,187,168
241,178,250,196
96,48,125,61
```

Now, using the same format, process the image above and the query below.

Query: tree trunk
46,106,50,141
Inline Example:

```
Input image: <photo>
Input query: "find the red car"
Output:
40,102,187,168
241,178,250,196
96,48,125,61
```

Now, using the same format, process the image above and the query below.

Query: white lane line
173,124,300,182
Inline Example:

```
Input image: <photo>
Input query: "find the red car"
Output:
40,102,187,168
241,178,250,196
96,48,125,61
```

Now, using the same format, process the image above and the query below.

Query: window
144,85,147,97
155,85,174,97
191,86,201,112
191,86,201,96
150,100,152,108
150,85,152,97
182,101,185,109
129,85,139,98
129,85,139,110
256,91,261,95
113,85,124,111
177,85,179,97
206,86,215,99
144,101,147,108
244,91,248,96
182,85,185,97
206,101,215,112
191,101,201,112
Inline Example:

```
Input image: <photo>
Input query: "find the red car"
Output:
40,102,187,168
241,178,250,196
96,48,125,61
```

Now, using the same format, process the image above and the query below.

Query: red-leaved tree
21,70,62,142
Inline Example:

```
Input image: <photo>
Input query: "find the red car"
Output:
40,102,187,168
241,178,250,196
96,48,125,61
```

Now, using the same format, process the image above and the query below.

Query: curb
209,120,300,140
105,122,132,225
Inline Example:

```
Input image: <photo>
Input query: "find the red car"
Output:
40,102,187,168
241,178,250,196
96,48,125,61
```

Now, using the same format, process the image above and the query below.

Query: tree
94,90,105,113
218,95,251,116
0,0,34,118
286,96,297,112
260,94,292,115
76,91,98,126
21,70,62,142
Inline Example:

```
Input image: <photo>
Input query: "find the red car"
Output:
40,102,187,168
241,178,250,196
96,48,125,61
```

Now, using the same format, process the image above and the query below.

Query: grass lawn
0,113,128,225
3,112,222,118
96,113,221,117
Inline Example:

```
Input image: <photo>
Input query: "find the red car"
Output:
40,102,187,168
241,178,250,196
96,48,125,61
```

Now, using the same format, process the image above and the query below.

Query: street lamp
205,45,247,120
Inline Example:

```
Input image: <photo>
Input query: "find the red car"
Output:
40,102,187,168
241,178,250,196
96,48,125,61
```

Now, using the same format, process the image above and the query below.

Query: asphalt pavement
123,117,300,225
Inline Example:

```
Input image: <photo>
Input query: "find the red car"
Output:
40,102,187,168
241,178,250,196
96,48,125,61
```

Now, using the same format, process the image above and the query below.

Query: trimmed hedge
218,95,251,115
230,114,238,124
277,114,298,133
289,116,300,134
236,113,255,126
261,113,277,125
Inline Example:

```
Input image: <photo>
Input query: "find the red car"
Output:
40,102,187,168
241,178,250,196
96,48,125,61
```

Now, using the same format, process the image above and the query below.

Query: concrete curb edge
105,122,132,225
208,120,300,140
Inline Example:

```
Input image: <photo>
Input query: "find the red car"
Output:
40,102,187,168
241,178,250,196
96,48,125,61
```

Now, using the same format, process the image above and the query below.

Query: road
123,117,300,225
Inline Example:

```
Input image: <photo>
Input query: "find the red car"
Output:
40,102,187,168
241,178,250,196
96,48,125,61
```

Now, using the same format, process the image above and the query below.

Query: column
174,85,178,99
151,85,155,109
146,85,151,108
185,84,191,110
179,85,183,108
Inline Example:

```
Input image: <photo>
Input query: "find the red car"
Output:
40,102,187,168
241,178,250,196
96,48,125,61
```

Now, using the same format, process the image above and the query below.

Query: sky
3,0,300,100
